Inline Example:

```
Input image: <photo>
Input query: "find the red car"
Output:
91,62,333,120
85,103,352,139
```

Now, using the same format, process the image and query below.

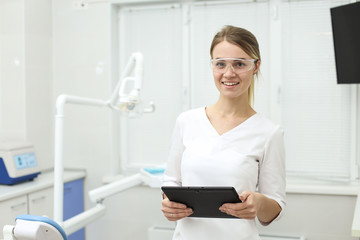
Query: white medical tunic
163,107,286,240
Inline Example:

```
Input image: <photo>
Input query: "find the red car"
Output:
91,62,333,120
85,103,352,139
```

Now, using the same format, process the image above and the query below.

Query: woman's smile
222,81,240,87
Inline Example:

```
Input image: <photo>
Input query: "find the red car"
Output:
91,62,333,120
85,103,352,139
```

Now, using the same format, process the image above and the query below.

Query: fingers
163,209,193,221
239,191,251,202
219,204,256,219
161,198,193,221
219,191,257,219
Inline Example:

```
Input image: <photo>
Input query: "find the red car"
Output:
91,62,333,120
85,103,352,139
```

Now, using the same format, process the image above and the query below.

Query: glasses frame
210,58,258,74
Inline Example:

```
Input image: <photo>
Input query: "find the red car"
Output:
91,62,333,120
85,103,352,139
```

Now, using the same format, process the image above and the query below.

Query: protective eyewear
210,58,258,74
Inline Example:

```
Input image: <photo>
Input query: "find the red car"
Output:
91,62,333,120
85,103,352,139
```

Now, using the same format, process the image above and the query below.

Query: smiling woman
162,25,286,240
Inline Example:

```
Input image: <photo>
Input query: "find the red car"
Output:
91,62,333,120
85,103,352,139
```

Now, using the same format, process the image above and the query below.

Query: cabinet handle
11,202,26,210
31,196,46,203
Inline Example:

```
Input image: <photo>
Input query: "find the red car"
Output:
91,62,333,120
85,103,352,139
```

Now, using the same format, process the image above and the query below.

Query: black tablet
161,186,241,218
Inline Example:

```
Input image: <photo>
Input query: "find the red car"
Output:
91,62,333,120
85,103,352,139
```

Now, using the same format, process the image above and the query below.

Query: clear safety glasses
210,58,258,74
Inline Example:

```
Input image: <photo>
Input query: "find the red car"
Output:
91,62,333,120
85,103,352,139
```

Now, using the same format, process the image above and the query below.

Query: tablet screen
161,186,241,218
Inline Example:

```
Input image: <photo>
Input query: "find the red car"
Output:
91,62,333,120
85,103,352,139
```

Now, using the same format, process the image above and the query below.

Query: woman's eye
235,61,246,68
216,62,226,68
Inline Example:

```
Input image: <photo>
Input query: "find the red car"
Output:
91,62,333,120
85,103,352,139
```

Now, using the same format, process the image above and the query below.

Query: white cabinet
0,187,53,227
0,195,28,228
0,170,86,230
28,187,54,219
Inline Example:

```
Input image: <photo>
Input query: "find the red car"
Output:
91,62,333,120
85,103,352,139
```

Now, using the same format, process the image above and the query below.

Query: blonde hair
210,25,261,105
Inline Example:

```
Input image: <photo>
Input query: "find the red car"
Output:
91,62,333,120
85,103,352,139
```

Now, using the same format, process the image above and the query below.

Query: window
281,0,357,180
117,3,183,170
115,0,359,181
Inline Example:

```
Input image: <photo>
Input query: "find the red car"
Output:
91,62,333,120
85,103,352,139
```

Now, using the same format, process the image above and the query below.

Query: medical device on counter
0,141,41,185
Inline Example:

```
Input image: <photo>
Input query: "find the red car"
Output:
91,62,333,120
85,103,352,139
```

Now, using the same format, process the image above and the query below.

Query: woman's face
211,41,259,101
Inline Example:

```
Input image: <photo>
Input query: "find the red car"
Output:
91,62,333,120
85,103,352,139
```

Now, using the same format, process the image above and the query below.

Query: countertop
0,169,86,201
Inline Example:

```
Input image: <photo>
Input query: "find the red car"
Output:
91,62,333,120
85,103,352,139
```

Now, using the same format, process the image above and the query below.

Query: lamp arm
54,94,107,224
62,204,106,236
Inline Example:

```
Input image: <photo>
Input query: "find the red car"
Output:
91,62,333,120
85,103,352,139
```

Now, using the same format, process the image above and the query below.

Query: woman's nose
223,64,236,77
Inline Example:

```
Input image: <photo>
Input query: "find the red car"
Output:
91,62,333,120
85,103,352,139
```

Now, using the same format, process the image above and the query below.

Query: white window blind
281,0,353,180
118,4,183,169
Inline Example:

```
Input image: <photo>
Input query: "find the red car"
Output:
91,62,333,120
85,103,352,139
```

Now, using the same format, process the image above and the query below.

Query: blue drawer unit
63,179,85,240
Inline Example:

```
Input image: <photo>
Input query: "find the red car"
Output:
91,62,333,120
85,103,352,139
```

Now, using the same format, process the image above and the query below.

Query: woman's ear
253,60,261,74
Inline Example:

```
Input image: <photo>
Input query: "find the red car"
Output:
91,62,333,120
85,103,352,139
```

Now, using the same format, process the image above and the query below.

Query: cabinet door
28,187,54,219
0,195,28,228
64,179,85,240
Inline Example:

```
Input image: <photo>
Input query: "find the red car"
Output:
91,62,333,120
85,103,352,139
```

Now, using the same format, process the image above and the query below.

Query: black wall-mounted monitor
330,2,360,84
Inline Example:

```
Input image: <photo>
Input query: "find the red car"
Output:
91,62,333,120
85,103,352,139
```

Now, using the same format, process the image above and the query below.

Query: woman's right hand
161,195,193,221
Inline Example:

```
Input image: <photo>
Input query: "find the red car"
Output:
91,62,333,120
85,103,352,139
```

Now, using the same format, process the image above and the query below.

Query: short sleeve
162,115,185,187
258,125,286,225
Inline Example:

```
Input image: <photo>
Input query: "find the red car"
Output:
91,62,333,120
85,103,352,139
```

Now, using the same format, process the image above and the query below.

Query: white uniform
163,107,286,240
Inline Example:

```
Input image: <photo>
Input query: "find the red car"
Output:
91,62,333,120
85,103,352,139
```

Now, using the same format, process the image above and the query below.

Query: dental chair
3,215,67,240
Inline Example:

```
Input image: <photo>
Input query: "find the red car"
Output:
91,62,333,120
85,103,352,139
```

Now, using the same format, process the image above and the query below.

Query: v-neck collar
202,106,258,137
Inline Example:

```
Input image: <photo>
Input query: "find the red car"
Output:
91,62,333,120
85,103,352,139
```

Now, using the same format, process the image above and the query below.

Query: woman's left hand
219,190,263,220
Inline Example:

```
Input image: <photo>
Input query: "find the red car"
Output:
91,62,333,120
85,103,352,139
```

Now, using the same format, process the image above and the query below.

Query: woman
161,25,286,240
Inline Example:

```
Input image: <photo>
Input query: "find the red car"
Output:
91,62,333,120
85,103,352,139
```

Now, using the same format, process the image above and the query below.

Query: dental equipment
2,215,67,240
0,141,41,185
1,52,165,240
1,52,161,240
53,52,155,233
1,168,164,240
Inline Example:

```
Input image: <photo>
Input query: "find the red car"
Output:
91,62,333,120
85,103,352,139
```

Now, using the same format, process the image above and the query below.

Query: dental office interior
0,0,360,239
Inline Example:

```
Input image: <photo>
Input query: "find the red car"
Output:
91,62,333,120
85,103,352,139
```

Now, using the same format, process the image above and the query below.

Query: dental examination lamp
51,53,155,234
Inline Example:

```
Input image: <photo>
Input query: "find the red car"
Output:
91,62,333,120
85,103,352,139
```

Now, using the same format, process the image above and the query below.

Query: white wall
24,0,53,171
52,0,111,174
52,2,114,238
0,0,53,170
0,0,25,140
259,193,357,240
